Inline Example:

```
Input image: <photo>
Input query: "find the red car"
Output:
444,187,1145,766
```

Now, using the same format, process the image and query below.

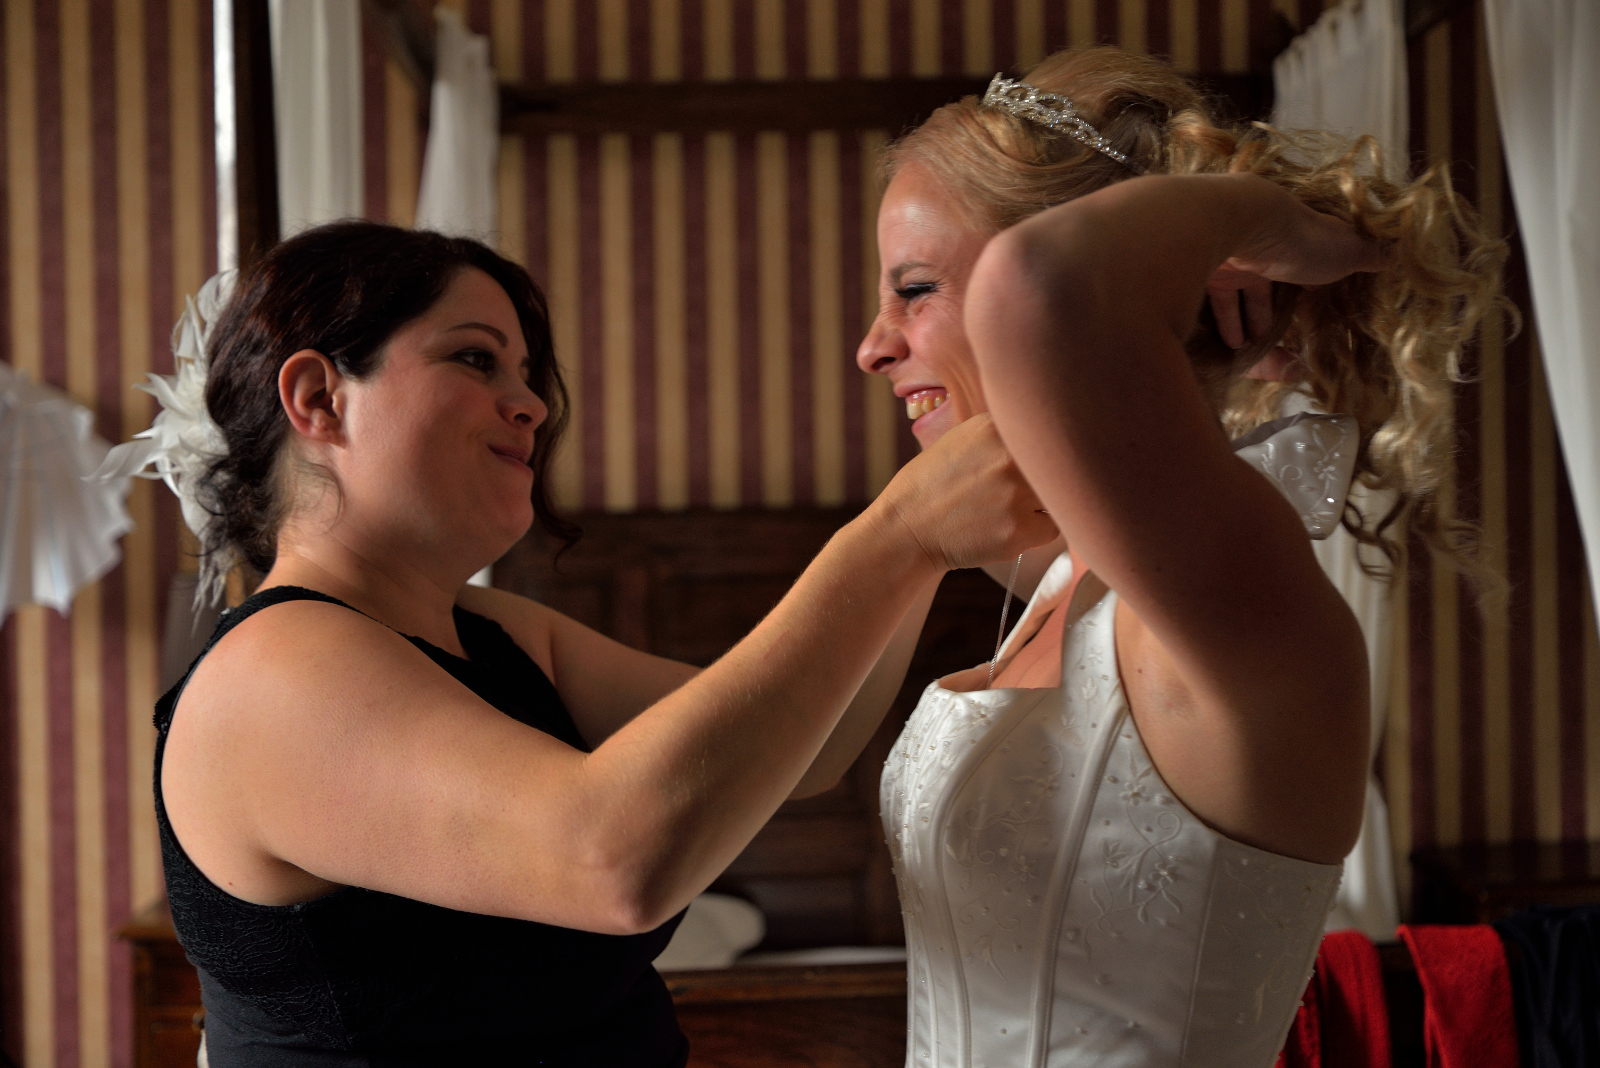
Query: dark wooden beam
232,0,279,266
500,77,991,136
1406,0,1475,39
500,72,1273,137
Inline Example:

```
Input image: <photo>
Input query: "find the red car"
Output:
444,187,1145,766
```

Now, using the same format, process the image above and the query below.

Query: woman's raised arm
963,173,1378,860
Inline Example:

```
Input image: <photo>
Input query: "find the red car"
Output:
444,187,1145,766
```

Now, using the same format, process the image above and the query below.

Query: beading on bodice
881,560,1341,1068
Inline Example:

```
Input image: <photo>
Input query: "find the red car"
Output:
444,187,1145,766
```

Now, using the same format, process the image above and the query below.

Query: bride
860,48,1502,1066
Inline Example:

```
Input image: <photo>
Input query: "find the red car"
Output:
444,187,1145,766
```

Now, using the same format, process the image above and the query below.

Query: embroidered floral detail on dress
1081,729,1185,959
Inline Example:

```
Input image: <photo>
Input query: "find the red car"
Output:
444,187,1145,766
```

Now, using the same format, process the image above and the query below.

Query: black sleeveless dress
154,586,689,1067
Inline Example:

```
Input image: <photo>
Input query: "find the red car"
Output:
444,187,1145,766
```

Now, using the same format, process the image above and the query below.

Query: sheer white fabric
0,364,132,618
1272,0,1408,170
1484,0,1600,618
268,0,364,237
415,5,498,244
1311,487,1400,938
883,556,1342,1068
1273,5,1409,937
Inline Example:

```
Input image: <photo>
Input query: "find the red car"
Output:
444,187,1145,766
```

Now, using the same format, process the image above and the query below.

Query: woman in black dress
156,222,1052,1066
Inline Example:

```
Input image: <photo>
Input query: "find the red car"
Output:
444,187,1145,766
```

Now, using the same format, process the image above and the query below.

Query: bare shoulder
164,597,466,903
175,597,447,748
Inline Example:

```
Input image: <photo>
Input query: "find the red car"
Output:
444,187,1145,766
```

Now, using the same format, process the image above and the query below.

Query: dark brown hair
200,220,575,575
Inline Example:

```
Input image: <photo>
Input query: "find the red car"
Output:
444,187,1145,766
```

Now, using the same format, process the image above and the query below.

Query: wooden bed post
215,0,279,272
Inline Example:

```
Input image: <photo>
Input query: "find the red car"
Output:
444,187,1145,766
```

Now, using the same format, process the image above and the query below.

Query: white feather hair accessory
93,269,238,608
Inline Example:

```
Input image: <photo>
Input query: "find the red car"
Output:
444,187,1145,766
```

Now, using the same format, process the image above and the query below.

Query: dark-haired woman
155,222,1053,1067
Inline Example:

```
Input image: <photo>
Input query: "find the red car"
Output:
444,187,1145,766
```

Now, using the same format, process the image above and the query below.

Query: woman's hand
871,413,1057,572
1205,264,1277,350
1224,178,1386,286
1206,177,1384,355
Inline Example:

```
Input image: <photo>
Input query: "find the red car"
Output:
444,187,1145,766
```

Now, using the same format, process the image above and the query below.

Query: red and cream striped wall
1,1,1595,1066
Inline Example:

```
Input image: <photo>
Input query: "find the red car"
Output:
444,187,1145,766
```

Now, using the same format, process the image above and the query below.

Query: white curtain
1484,1,1600,619
268,0,364,236
1273,0,1409,173
1313,490,1401,939
0,364,133,618
1273,0,1408,941
414,6,498,244
415,5,498,588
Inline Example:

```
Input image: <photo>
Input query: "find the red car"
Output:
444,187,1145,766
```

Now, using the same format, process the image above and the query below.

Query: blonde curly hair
884,46,1510,583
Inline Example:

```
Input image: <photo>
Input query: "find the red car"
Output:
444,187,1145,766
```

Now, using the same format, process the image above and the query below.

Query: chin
912,422,949,450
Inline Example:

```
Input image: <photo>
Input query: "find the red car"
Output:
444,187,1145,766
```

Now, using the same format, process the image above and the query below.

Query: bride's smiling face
856,163,995,449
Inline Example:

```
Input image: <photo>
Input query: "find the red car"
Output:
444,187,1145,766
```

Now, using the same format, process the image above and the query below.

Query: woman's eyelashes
894,281,937,303
452,347,499,374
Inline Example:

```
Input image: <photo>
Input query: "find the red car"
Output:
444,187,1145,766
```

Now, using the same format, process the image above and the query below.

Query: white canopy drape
1273,0,1409,170
268,0,364,236
415,5,498,588
1273,0,1408,941
1,364,133,618
1484,0,1600,619
414,5,498,244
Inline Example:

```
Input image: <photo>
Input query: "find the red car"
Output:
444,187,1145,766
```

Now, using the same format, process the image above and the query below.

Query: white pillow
653,893,766,971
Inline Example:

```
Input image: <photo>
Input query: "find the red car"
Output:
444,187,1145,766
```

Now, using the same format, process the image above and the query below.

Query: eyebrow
888,261,932,286
445,321,509,347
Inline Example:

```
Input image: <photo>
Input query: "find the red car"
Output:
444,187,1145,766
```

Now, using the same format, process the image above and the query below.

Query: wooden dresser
119,899,205,1068
1411,839,1600,922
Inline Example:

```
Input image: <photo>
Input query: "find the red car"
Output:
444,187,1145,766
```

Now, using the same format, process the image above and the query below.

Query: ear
1243,346,1302,382
279,350,347,442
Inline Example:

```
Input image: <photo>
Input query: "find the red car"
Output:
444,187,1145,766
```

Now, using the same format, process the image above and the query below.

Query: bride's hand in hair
1205,265,1277,349
871,413,1057,573
1221,175,1387,288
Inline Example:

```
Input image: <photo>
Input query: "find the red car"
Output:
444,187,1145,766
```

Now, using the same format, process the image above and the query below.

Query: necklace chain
986,553,1025,689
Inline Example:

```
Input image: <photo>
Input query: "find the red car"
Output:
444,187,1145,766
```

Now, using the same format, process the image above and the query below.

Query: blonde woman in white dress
858,48,1504,1068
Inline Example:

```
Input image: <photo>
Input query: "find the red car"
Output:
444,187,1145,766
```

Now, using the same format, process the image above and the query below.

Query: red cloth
1398,924,1520,1068
1276,931,1392,1068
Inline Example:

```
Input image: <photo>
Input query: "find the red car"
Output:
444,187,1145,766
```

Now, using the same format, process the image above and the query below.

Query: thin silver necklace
986,553,1025,688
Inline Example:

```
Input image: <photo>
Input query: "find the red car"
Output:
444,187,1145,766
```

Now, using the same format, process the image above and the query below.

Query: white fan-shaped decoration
0,364,133,617
94,269,238,608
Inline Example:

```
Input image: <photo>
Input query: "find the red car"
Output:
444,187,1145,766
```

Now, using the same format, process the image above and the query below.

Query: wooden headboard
495,508,1011,951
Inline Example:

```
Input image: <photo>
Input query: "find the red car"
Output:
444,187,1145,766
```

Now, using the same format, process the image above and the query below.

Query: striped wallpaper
451,0,1298,513
4,0,214,1065
1388,8,1600,879
1,2,1596,1067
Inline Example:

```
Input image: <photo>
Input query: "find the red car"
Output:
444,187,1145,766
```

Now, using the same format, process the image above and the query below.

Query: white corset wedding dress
880,414,1357,1068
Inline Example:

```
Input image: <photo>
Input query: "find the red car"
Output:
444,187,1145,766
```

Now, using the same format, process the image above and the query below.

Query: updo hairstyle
199,221,574,577
886,47,1510,580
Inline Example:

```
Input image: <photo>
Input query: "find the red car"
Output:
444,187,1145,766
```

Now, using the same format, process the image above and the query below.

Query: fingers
878,415,1056,571
1207,270,1275,349
1242,277,1274,343
1207,282,1245,349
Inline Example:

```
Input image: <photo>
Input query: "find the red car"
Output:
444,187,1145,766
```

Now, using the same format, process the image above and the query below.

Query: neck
261,522,482,657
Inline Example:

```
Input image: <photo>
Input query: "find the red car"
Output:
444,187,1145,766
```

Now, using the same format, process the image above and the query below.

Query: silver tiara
980,74,1140,173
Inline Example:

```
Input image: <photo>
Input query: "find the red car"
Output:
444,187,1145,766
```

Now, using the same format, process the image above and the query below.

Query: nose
504,377,549,430
856,313,907,375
